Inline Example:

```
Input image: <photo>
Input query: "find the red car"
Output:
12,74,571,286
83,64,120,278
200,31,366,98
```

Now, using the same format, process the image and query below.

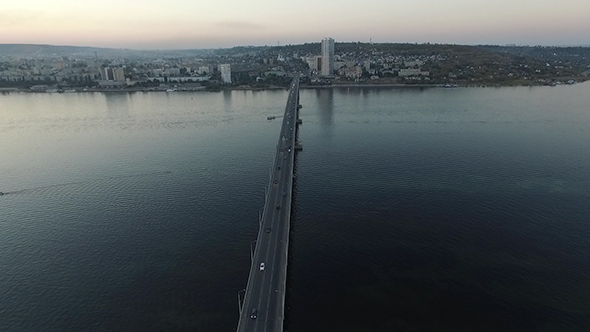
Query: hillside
0,44,210,58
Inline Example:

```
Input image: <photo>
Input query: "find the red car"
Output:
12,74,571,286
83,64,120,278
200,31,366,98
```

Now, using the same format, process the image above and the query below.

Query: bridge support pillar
250,241,256,261
237,289,246,314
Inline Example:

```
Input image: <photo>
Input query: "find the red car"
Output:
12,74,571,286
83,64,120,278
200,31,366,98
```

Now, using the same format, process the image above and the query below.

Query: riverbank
1,79,586,94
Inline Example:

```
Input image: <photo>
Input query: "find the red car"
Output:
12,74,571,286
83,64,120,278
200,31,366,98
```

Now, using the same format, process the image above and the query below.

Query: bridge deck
236,76,301,332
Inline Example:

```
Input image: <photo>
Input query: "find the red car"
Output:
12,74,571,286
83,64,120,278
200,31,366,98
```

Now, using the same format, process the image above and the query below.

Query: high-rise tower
321,37,334,76
219,64,232,84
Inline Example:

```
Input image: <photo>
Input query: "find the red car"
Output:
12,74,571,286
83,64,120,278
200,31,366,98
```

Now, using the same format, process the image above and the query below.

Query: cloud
215,21,265,30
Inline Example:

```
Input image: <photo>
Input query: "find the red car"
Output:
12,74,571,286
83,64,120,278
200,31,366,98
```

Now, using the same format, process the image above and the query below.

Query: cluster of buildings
0,58,100,85
0,37,441,90
2,39,586,91
302,38,433,81
0,55,236,90
303,37,338,77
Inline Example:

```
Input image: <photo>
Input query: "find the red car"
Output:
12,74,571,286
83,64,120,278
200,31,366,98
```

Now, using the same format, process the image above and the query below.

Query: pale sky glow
1,0,589,49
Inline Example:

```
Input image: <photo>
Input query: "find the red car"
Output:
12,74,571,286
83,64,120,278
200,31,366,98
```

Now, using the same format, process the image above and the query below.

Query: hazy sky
1,0,589,49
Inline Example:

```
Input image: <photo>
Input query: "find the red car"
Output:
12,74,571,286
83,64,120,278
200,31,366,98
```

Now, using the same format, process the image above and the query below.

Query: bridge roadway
236,76,300,332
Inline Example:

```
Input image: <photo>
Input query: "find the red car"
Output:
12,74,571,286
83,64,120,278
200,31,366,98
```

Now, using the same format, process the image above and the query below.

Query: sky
1,0,589,49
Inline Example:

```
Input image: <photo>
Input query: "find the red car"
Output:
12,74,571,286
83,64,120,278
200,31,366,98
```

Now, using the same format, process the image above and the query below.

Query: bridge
236,75,301,332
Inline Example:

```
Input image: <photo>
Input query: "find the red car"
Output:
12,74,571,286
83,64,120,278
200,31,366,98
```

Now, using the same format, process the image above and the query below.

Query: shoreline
1,80,586,94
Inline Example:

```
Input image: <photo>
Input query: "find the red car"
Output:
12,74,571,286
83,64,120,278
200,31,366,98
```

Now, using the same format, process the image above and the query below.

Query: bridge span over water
236,75,302,332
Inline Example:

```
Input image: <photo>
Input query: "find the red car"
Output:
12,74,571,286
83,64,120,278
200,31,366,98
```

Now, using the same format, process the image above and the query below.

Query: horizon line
1,41,590,52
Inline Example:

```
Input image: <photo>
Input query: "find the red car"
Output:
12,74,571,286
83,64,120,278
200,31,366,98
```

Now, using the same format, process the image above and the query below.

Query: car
280,148,284,152
290,127,293,131
260,263,265,271
276,205,280,210
277,166,281,170
251,309,257,319
282,192,286,197
288,149,291,153
274,179,278,184
266,227,271,233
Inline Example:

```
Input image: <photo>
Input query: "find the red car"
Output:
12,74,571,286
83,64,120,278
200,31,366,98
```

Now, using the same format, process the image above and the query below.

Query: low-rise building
338,65,363,78
30,85,49,91
398,68,430,77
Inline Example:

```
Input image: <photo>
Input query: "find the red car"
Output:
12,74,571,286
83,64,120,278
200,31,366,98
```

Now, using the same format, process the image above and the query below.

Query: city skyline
1,0,590,50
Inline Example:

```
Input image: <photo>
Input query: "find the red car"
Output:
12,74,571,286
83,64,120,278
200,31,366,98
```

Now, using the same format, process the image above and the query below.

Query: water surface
1,85,589,331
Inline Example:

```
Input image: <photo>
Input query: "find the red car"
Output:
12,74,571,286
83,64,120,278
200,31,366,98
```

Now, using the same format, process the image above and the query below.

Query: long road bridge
236,75,302,332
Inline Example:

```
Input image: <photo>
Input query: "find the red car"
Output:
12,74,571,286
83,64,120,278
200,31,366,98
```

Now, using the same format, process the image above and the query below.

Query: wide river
1,84,589,331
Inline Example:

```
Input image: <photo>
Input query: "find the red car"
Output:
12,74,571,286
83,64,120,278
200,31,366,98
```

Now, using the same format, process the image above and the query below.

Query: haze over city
2,0,589,49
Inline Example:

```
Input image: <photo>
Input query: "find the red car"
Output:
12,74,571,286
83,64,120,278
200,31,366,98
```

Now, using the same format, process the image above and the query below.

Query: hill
0,44,210,58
